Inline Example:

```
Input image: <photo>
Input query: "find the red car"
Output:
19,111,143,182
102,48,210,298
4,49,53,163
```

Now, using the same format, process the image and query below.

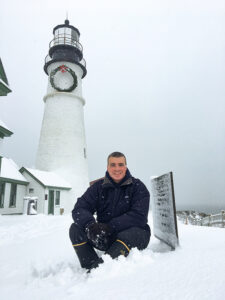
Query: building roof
0,58,11,96
0,119,13,138
0,157,28,184
20,167,72,189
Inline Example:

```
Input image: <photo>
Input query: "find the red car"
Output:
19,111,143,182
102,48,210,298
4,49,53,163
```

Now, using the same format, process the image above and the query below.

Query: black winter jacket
72,169,150,233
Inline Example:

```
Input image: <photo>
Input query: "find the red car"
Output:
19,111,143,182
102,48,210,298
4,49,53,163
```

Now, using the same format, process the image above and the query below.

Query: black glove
98,223,113,236
85,222,112,250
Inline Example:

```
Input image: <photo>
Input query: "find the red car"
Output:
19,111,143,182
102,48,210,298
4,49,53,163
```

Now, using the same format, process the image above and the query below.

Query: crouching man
69,152,151,271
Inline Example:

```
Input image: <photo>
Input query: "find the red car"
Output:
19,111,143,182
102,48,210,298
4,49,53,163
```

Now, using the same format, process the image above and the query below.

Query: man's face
107,156,127,183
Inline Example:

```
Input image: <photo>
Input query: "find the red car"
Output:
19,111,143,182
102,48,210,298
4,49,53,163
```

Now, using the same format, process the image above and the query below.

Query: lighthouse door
48,190,54,215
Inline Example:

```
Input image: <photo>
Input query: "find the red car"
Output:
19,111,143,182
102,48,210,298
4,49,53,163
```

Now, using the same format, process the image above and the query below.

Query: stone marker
151,172,179,249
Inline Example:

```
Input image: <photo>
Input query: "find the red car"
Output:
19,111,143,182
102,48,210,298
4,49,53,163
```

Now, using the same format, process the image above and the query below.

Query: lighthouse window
65,27,71,35
84,148,87,158
71,30,78,42
56,28,65,36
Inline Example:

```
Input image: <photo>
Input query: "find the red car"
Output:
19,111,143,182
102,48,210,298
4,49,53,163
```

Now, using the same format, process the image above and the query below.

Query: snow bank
0,214,224,300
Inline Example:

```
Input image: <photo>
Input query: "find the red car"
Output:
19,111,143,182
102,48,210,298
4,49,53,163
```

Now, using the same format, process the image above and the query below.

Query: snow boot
86,257,104,273
105,239,130,259
73,241,103,270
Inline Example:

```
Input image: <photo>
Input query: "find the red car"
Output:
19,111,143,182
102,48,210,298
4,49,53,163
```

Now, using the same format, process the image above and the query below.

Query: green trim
0,125,13,138
0,181,5,208
47,185,71,190
20,167,45,188
0,213,23,215
0,177,28,185
48,190,54,214
0,59,9,84
0,81,11,96
0,59,11,96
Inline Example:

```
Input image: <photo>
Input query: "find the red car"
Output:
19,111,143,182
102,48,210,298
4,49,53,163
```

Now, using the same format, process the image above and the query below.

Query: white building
0,60,27,215
36,20,89,213
0,121,28,215
0,119,13,155
20,168,71,215
0,58,11,96
0,157,28,215
0,160,72,215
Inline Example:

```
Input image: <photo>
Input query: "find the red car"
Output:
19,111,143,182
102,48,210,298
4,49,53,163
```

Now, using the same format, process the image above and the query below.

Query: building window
9,183,17,207
55,191,60,206
84,148,87,158
0,181,5,208
29,188,34,194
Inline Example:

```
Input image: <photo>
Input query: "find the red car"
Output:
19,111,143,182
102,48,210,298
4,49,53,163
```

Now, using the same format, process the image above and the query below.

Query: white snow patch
0,118,11,131
0,214,224,300
0,157,27,182
24,168,72,188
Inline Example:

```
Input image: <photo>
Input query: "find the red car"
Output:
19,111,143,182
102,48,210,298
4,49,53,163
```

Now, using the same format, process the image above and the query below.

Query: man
69,151,150,271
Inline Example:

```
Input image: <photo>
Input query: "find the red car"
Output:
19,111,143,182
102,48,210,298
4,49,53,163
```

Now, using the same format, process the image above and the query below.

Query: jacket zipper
112,188,119,217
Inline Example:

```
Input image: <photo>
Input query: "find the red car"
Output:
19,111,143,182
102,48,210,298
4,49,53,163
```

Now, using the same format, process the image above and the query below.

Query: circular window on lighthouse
50,65,78,92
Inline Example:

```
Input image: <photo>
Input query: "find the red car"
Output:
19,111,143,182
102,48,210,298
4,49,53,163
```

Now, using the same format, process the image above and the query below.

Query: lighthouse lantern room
36,20,89,213
44,19,87,78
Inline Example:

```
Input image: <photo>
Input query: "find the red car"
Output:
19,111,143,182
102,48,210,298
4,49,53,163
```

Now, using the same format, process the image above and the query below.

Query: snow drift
0,214,224,300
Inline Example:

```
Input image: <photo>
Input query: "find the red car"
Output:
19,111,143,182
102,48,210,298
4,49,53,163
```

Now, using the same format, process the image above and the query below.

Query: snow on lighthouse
35,19,89,213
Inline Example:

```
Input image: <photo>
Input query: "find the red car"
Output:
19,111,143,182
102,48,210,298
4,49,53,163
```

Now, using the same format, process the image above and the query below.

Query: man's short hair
107,152,127,165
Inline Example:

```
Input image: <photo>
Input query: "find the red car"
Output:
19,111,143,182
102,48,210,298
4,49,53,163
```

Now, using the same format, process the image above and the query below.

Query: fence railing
181,211,225,228
49,34,83,52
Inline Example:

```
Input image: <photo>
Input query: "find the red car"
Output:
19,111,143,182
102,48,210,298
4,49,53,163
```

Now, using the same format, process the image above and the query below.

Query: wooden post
208,215,211,227
221,210,225,228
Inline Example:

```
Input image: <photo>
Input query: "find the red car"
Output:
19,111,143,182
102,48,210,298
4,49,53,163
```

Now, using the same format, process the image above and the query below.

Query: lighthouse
36,20,89,212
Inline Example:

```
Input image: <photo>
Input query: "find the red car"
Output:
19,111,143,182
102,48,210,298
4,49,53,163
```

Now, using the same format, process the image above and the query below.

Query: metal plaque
151,172,179,249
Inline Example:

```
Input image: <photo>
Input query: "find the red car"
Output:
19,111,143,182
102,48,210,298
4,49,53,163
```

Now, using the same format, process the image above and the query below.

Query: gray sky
1,0,225,212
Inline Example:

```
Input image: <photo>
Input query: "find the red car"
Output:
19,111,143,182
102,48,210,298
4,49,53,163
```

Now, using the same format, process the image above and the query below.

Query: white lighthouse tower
36,20,89,212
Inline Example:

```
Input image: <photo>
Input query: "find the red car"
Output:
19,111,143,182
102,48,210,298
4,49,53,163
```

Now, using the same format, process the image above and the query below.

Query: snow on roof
0,78,10,88
0,157,28,183
23,168,72,189
0,119,12,132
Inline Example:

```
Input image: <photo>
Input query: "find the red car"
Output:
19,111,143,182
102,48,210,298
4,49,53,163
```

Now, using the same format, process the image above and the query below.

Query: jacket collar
102,169,133,188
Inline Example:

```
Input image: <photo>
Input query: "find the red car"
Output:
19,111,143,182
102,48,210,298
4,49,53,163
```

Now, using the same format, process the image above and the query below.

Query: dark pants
69,223,151,269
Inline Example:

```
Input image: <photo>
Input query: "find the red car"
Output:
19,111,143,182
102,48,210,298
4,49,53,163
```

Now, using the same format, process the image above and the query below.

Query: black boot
73,242,103,270
86,257,104,273
105,239,130,259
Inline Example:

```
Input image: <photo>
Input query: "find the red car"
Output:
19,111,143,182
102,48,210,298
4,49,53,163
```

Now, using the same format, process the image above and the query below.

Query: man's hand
85,222,112,250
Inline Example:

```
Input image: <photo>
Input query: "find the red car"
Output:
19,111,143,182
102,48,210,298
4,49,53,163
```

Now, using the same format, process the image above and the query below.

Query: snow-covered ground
0,213,224,300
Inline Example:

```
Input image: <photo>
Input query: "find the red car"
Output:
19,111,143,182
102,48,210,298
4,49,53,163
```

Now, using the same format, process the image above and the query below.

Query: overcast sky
1,0,225,212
